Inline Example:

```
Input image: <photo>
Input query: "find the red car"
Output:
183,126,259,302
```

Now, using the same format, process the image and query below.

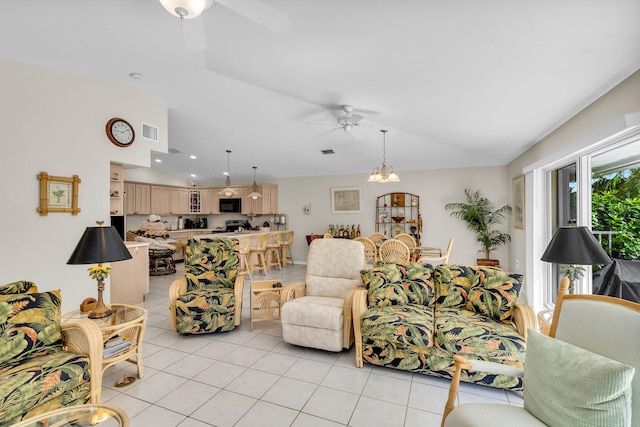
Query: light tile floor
100,263,523,426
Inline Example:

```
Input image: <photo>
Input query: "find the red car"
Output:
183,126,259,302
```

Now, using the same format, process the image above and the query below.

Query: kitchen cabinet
240,187,252,215
375,192,421,244
151,186,171,215
124,182,136,215
201,189,212,215
262,184,278,214
189,190,201,214
134,184,151,215
210,188,221,214
110,163,124,216
171,188,189,214
110,241,149,304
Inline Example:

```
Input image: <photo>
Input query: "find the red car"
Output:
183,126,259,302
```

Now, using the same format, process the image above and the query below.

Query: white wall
0,59,167,312
274,166,511,268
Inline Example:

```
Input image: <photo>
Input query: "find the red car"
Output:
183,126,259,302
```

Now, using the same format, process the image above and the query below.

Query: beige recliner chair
280,238,364,352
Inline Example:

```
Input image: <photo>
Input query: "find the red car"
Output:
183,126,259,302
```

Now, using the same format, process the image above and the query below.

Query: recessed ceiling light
190,174,196,177
223,172,229,176
129,72,142,79
190,155,197,159
154,159,162,163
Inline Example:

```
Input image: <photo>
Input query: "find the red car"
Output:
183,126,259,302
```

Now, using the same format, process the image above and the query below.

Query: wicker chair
395,233,416,248
368,232,386,245
441,277,640,427
378,239,410,263
169,238,244,334
323,233,333,238
354,236,377,268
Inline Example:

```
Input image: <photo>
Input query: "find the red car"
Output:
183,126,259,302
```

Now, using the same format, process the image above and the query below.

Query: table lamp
541,226,612,293
67,221,132,318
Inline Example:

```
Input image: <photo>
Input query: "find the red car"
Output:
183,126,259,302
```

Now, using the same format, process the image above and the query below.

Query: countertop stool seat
149,248,176,276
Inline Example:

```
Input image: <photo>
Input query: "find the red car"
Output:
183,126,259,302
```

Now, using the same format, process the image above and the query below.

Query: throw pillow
361,262,435,307
0,289,63,365
524,330,634,427
464,268,523,323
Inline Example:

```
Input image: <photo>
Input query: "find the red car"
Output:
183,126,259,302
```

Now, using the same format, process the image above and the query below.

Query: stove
225,219,251,232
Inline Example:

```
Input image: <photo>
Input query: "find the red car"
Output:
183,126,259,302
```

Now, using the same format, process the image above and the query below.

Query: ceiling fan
308,105,368,133
159,0,291,50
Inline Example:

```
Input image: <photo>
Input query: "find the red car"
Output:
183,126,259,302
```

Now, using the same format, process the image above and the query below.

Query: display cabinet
109,163,124,216
375,192,421,244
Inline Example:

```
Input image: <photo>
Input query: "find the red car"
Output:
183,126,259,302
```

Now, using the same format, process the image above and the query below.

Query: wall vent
142,123,159,142
321,149,335,155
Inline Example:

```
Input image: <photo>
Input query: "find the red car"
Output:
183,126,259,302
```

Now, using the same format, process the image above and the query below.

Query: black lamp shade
541,226,612,266
67,226,132,264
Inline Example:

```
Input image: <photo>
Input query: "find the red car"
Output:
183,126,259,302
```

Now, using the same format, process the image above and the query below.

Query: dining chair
378,239,410,263
368,232,386,245
323,233,333,238
419,237,454,265
354,236,377,268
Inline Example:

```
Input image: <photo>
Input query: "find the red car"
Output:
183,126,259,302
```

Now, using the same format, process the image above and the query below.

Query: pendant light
247,166,263,200
159,0,214,20
219,149,239,198
368,130,400,183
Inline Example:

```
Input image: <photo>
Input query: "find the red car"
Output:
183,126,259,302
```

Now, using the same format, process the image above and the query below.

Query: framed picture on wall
331,187,362,213
37,172,81,216
513,174,524,229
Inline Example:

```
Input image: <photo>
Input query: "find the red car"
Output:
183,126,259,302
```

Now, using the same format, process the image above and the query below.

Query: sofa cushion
0,290,63,366
0,281,38,295
435,265,523,323
175,288,236,334
434,307,526,365
0,350,91,426
361,304,435,349
524,330,634,427
361,262,435,307
184,238,239,292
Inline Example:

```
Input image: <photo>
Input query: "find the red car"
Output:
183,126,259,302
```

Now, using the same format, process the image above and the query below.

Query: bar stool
265,232,282,271
248,234,268,275
237,235,252,279
280,230,294,267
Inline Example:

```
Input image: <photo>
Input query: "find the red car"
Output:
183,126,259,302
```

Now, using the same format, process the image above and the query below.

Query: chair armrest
233,275,244,326
440,355,524,427
280,281,306,307
342,287,364,349
169,278,187,330
512,303,537,339
351,288,368,368
61,320,104,404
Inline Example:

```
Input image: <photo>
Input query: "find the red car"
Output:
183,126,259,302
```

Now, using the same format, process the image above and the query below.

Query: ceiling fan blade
351,114,365,124
181,17,207,51
216,0,291,34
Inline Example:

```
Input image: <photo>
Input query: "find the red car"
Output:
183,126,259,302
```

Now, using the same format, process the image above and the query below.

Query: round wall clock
106,118,135,147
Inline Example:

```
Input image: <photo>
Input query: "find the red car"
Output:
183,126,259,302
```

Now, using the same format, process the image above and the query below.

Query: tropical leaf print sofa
0,281,103,426
352,263,536,390
170,237,244,335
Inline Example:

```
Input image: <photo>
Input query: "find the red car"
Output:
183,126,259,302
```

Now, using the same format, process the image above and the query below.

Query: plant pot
477,259,500,268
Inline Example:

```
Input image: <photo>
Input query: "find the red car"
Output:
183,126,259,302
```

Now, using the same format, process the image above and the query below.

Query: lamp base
88,279,112,318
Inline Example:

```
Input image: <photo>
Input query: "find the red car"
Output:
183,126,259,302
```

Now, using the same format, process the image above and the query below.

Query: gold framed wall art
331,187,362,213
38,172,81,216
513,174,524,229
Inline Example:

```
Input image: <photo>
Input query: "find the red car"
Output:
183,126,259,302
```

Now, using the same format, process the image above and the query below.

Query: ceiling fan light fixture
218,149,239,197
368,130,400,183
159,0,214,20
247,166,263,200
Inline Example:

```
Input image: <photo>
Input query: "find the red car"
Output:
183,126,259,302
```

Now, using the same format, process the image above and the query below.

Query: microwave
220,198,241,213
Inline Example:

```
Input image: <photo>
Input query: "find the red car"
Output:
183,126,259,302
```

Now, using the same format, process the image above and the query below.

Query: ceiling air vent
321,149,335,155
142,123,159,142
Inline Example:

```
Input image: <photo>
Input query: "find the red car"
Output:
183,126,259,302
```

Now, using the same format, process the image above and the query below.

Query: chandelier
219,149,239,198
368,130,400,183
159,0,214,20
247,166,263,200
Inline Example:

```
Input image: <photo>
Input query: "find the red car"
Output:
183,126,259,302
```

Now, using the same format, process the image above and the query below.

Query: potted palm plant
445,188,512,267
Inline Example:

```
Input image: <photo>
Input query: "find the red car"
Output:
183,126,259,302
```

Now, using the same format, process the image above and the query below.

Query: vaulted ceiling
2,0,639,183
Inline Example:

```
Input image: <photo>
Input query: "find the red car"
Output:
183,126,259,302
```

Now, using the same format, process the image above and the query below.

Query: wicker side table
62,304,147,379
149,248,176,275
250,280,283,331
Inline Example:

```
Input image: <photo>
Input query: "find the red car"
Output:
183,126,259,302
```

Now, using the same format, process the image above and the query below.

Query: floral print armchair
169,238,244,334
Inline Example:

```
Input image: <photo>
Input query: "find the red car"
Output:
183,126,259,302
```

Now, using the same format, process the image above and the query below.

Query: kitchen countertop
192,230,273,239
